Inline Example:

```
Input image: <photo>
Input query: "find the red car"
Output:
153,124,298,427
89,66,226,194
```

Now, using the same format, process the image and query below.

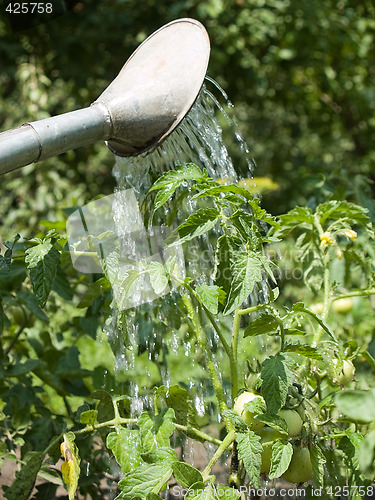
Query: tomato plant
1,163,375,499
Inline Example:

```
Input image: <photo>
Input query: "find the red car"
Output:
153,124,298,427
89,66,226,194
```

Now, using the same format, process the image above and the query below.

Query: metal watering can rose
0,18,210,175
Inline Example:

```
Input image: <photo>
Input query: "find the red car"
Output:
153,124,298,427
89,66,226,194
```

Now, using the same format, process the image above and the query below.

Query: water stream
72,79,266,492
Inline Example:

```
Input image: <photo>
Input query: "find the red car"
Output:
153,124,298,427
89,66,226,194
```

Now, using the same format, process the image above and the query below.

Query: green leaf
172,462,203,489
148,262,169,296
244,314,279,337
222,409,248,432
268,440,293,479
175,208,220,243
51,266,73,300
138,409,176,453
149,163,205,193
155,384,198,427
310,443,326,487
236,431,262,488
193,184,253,202
255,413,288,435
116,463,173,499
292,302,337,342
3,451,44,500
316,200,370,226
25,242,60,307
148,164,206,212
359,429,375,476
106,427,142,474
77,277,111,308
214,487,240,500
214,234,236,298
260,354,294,414
283,342,323,360
0,299,3,336
195,284,222,314
17,291,48,320
223,250,263,315
275,206,314,236
141,447,177,465
335,389,375,423
79,410,98,426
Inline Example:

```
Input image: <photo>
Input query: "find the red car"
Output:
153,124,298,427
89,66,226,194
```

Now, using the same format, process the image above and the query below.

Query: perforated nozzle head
94,18,210,157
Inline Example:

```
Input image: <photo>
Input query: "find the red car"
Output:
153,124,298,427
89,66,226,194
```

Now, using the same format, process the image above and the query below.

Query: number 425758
5,3,53,14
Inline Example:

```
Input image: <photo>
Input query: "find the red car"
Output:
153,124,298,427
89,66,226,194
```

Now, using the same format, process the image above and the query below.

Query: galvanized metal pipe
0,103,111,175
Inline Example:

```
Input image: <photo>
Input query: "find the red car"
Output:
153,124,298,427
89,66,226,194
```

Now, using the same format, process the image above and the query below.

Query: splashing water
104,79,261,476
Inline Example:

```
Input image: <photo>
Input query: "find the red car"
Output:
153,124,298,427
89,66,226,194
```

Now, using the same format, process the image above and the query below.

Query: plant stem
183,282,231,358
182,294,228,416
174,423,222,446
238,303,268,316
231,309,241,404
202,429,236,482
331,288,375,301
313,262,330,346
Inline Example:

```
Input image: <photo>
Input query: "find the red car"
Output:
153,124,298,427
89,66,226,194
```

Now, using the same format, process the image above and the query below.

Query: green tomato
256,427,283,474
328,359,355,386
233,391,266,431
310,303,324,315
332,298,352,314
277,409,303,437
282,447,314,483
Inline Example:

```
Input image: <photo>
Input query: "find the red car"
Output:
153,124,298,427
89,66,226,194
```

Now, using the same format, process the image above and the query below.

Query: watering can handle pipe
0,18,210,177
0,103,111,175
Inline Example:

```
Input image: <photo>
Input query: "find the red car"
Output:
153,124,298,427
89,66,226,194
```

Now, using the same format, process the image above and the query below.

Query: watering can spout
0,18,210,175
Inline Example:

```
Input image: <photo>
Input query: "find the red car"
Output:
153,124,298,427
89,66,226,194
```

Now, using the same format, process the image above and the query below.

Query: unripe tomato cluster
234,391,314,484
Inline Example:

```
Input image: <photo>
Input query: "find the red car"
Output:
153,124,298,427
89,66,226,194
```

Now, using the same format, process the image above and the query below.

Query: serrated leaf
309,443,326,487
3,451,44,500
141,447,177,465
193,184,253,202
116,463,173,499
292,302,337,342
335,389,375,423
223,250,263,315
244,314,280,337
222,409,248,432
283,342,323,360
260,354,294,414
195,284,222,314
268,440,293,479
148,262,169,296
148,164,206,212
155,385,198,427
106,427,142,474
138,409,176,453
316,200,370,226
255,413,288,435
175,208,220,243
172,462,203,489
60,433,80,500
25,242,60,307
149,163,205,193
236,431,262,488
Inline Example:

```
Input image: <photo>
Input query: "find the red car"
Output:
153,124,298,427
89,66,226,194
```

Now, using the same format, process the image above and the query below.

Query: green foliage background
1,1,375,498
2,0,375,227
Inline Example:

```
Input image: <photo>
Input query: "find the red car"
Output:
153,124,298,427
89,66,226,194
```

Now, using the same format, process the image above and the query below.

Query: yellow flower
320,232,334,246
344,229,357,241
